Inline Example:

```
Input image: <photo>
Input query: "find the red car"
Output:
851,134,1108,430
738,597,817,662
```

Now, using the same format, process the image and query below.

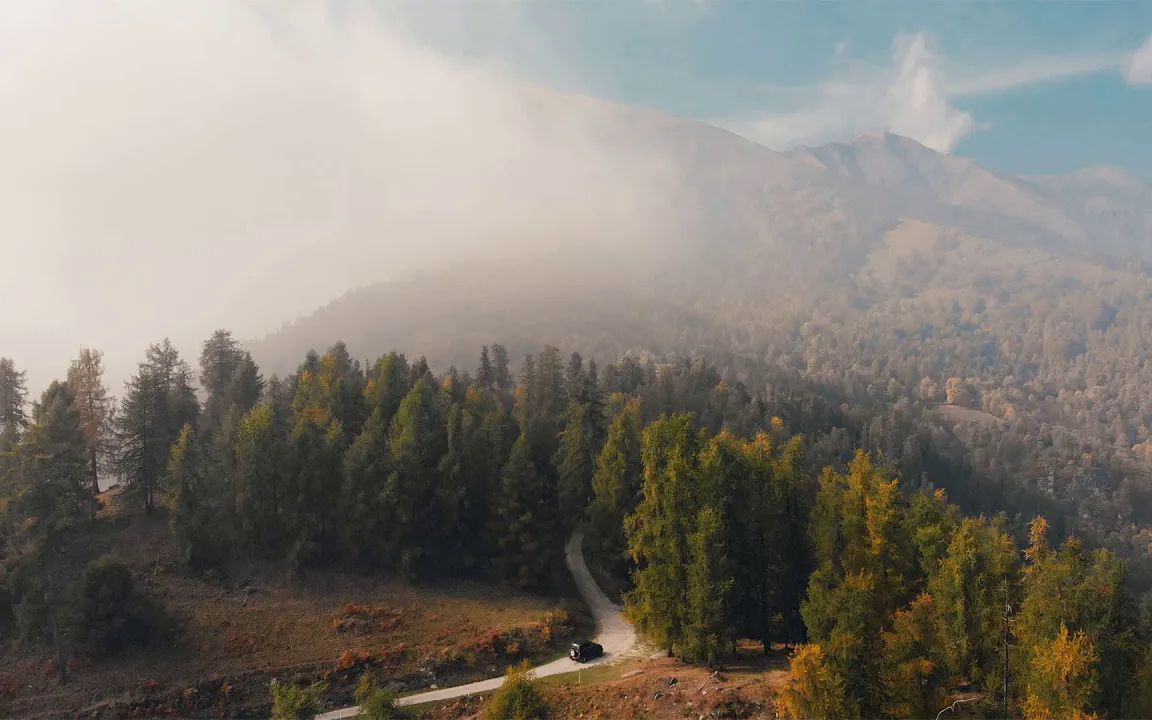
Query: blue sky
379,1,1152,178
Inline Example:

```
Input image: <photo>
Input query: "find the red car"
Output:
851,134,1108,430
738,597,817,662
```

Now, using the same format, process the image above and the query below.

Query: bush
484,661,550,720
270,679,327,720
354,675,403,720
74,556,171,657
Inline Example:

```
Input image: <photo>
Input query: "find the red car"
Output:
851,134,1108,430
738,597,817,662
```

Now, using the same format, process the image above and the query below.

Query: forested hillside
4,332,1152,718
251,130,1152,594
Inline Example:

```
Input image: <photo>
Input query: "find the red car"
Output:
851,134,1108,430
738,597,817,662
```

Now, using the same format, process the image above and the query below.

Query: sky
1,0,1150,395
383,1,1152,176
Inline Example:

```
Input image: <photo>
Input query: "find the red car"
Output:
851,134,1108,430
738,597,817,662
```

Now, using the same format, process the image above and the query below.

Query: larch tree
927,517,1018,690
166,424,229,568
234,403,285,554
66,348,115,495
1021,625,1099,720
682,504,733,666
878,593,949,719
625,414,701,656
779,644,860,720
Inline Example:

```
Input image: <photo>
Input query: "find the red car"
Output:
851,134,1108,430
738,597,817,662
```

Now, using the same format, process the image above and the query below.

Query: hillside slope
248,113,1152,586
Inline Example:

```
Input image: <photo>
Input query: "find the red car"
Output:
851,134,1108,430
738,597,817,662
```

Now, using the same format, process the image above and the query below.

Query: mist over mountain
251,120,1152,377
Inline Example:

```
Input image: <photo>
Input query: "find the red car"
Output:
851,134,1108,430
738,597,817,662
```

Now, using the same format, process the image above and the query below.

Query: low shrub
269,679,327,720
354,675,404,720
74,556,173,657
484,661,550,720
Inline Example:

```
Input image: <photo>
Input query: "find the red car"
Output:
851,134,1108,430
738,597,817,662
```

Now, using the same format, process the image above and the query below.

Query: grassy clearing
0,495,591,719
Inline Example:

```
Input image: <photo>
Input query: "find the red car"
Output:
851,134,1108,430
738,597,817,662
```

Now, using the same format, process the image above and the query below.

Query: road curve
315,530,636,719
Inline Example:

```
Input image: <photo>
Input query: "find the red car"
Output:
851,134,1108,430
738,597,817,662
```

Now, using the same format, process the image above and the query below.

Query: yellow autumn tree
779,644,859,720
879,593,949,719
1021,624,1099,720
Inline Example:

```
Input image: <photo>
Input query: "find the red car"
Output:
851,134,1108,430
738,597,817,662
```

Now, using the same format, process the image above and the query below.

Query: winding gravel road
315,530,636,719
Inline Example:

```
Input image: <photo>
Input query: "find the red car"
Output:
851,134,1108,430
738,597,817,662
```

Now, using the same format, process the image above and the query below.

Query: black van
570,641,603,662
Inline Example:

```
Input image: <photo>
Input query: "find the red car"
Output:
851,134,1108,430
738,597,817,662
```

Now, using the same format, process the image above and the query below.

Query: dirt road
315,529,636,718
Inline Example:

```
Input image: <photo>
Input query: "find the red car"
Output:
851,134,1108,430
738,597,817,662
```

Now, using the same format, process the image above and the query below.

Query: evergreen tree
200,330,263,429
285,415,343,572
683,505,733,665
382,377,448,577
477,346,494,389
234,403,285,554
1,382,94,679
878,593,948,719
166,424,229,567
365,352,411,426
555,401,599,527
66,348,114,495
1021,625,1099,720
800,451,915,715
114,340,199,515
927,517,1018,690
491,343,512,391
588,397,643,564
779,644,859,720
0,357,29,453
625,414,701,656
493,433,557,590
1017,517,1137,716
341,408,392,568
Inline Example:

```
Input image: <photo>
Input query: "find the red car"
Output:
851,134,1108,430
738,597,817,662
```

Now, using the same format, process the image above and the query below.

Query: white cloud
949,52,1126,96
720,33,974,153
718,30,1152,154
1126,33,1152,85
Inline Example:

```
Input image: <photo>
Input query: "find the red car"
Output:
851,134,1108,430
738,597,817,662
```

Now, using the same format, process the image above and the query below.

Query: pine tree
1,382,94,679
365,352,410,426
114,340,199,515
285,416,343,571
341,408,392,568
683,505,733,666
0,357,29,453
588,397,643,564
1016,519,1137,716
927,517,1018,688
625,414,701,656
477,346,494,389
1021,625,1099,720
491,344,512,391
66,348,114,495
382,377,448,577
800,451,914,715
878,593,948,719
167,424,229,567
779,644,859,720
555,401,599,527
200,330,262,430
493,433,557,590
234,403,285,554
